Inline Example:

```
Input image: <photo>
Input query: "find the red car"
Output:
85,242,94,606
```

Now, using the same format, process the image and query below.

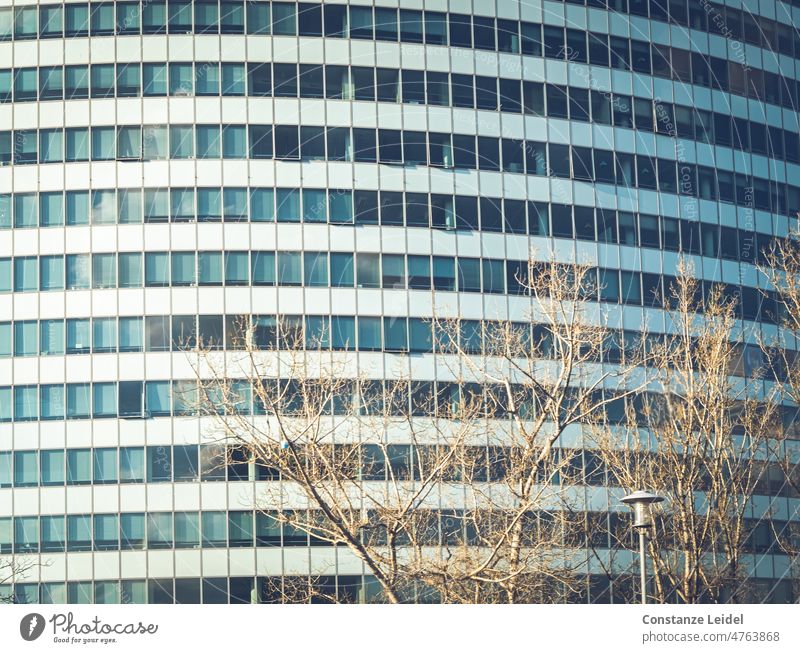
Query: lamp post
621,490,665,604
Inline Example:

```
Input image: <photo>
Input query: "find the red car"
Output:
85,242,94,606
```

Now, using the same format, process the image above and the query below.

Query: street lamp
621,490,665,604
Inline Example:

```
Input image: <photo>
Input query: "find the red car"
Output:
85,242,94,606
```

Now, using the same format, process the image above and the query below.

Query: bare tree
591,265,785,603
181,257,646,603
430,258,648,602
0,557,37,604
757,234,800,600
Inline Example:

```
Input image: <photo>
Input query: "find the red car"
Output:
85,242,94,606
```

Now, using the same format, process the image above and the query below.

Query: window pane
202,512,227,547
66,383,90,418
14,386,38,421
175,512,200,548
66,190,89,224
41,385,65,420
146,381,171,416
94,515,118,551
199,252,223,285
14,194,37,228
120,447,145,483
93,448,117,483
14,321,37,356
40,449,66,485
14,257,37,292
41,516,65,552
14,451,38,487
173,445,199,481
66,255,90,289
39,192,64,226
14,517,39,553
147,513,173,549
67,449,91,484
121,513,145,549
92,253,116,288
228,512,253,547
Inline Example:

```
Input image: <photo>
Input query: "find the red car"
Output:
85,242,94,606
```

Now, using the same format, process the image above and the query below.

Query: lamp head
621,490,665,528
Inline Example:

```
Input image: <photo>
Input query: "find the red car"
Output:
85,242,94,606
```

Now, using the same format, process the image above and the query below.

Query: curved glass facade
1,0,798,604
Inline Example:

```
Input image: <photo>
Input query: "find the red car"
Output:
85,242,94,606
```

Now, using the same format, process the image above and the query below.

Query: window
357,254,380,288
220,63,244,96
375,7,397,41
225,252,249,285
408,256,431,290
274,126,299,159
14,451,37,487
92,253,116,289
147,445,172,482
170,126,194,158
93,448,117,484
458,259,481,293
273,63,297,97
202,512,227,547
41,385,64,419
146,381,171,416
250,252,275,286
14,257,37,292
331,253,354,287
376,69,399,103
272,2,296,35
13,68,37,102
278,252,301,285
36,192,62,229
143,64,167,95
117,2,140,35
473,16,495,50
358,317,382,351
40,130,63,162
222,125,247,159
222,188,247,222
63,67,88,101
119,253,142,288
173,445,199,481
41,450,65,486
40,5,63,37
119,513,145,550
41,516,65,552
277,189,300,222
120,447,145,483
329,191,353,224
14,129,37,164
14,386,38,421
247,2,270,34
229,512,253,547
304,188,334,224
384,318,408,352
304,252,328,287
332,316,356,350
174,512,200,548
67,449,91,485
498,19,519,53
433,257,455,291
145,252,169,287
93,515,118,551
13,194,37,228
90,64,115,98
40,66,63,100
15,516,38,553
67,382,91,419
92,318,117,353
147,513,173,549
143,126,168,159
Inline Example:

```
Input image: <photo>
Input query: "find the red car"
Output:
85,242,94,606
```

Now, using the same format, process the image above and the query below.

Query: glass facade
0,0,798,604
